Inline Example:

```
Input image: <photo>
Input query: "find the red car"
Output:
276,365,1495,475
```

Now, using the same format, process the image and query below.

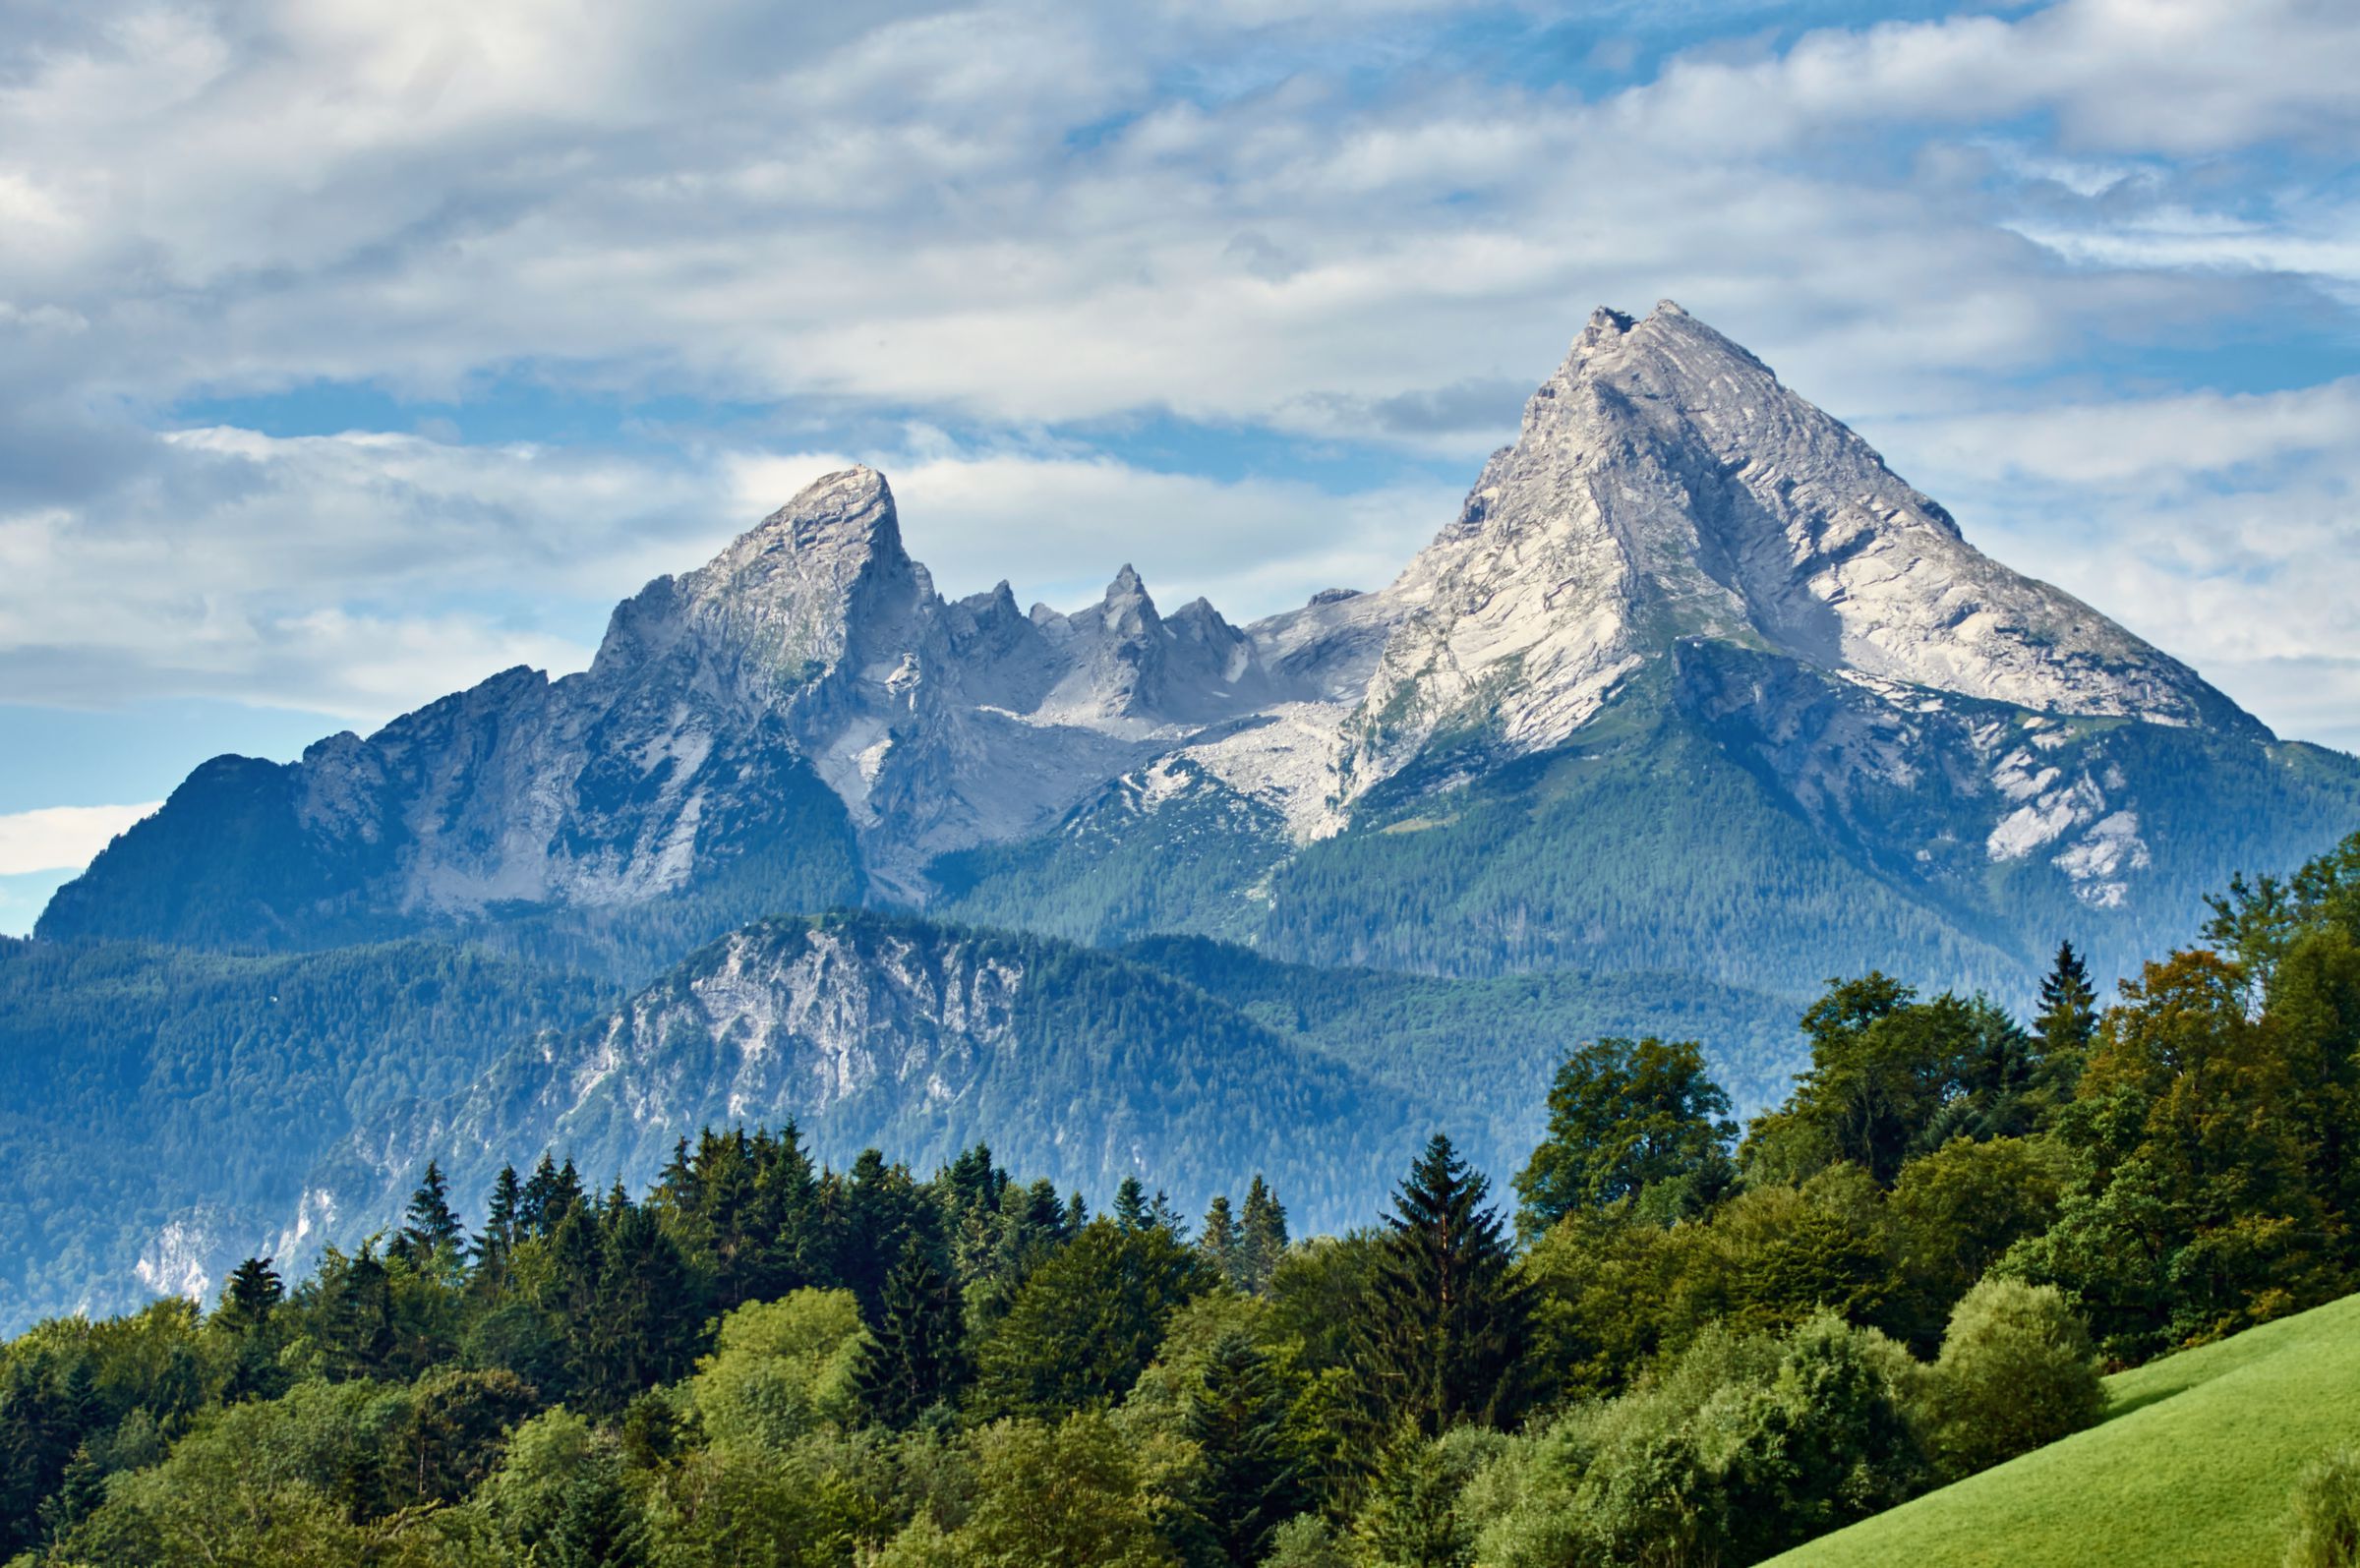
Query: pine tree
1355,1133,1533,1438
477,1166,523,1272
216,1255,283,1331
854,1246,970,1427
1240,1175,1290,1294
1200,1194,1243,1288
400,1160,466,1260
2036,940,2099,1090
1186,1330,1305,1565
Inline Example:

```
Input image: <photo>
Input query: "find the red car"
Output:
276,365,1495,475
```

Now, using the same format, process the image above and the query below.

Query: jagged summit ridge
42,305,2296,956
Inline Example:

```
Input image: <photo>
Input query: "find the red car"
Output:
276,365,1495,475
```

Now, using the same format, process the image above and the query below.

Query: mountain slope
1766,1288,2360,1567
1117,933,1800,1148
298,912,1434,1259
0,936,615,1326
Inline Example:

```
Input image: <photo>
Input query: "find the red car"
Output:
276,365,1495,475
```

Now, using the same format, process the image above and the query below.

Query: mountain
43,304,2354,1002
293,912,1809,1269
0,935,614,1326
0,912,1797,1334
297,912,1427,1256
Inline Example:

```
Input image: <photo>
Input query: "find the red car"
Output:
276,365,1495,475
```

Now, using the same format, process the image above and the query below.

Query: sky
3,0,2358,933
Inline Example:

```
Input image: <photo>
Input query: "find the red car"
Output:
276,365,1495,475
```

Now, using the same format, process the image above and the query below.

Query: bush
1926,1277,2103,1479
1261,1514,1351,1567
684,1288,868,1453
2285,1448,2360,1568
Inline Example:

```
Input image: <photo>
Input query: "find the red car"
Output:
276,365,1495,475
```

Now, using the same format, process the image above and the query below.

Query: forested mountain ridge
300,912,1425,1267
290,912,1800,1282
0,936,616,1328
37,305,2356,1001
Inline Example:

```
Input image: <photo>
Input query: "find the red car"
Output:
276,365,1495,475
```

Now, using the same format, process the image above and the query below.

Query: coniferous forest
5,833,2359,1567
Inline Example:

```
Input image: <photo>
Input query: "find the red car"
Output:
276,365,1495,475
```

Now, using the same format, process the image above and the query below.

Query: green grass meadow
1771,1289,2360,1567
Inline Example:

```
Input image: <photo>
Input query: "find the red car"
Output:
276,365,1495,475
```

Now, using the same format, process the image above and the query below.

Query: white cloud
0,0,2355,749
0,802,163,875
1867,379,2360,751
1,0,2349,436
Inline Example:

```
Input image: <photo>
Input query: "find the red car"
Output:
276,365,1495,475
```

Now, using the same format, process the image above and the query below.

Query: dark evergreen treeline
5,830,2360,1566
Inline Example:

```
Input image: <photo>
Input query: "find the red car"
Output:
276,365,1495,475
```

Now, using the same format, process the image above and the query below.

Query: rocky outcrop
301,912,1425,1250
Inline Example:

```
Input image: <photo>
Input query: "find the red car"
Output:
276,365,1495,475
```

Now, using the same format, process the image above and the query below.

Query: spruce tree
854,1246,970,1428
1186,1330,1305,1565
321,1245,395,1382
520,1153,585,1239
216,1255,283,1331
547,1205,606,1401
1241,1175,1290,1294
1148,1190,1190,1241
1200,1194,1243,1288
748,1123,821,1300
37,1447,104,1546
400,1161,466,1259
581,1203,697,1414
1113,1176,1150,1232
1355,1133,1533,1437
477,1166,523,1272
2036,939,2099,1088
519,1154,562,1238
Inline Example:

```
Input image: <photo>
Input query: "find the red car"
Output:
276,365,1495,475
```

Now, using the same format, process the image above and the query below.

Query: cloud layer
0,802,161,877
0,0,2354,750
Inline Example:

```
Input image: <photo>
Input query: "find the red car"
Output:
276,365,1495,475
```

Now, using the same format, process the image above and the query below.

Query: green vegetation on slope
1121,933,1800,1151
1766,1287,2360,1568
308,912,1434,1258
0,937,615,1327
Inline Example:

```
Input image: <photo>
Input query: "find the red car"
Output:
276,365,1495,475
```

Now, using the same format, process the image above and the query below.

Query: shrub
1261,1513,1351,1567
685,1288,868,1453
1925,1277,2103,1479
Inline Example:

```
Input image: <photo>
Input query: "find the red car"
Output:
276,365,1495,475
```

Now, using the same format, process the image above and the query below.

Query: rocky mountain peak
1099,564,1161,636
758,464,901,555
1345,302,2263,793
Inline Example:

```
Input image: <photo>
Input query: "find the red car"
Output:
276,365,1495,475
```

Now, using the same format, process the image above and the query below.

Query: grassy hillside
1771,1289,2360,1567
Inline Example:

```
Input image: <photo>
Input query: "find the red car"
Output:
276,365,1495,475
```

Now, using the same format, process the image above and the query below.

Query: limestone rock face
1340,302,2258,797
